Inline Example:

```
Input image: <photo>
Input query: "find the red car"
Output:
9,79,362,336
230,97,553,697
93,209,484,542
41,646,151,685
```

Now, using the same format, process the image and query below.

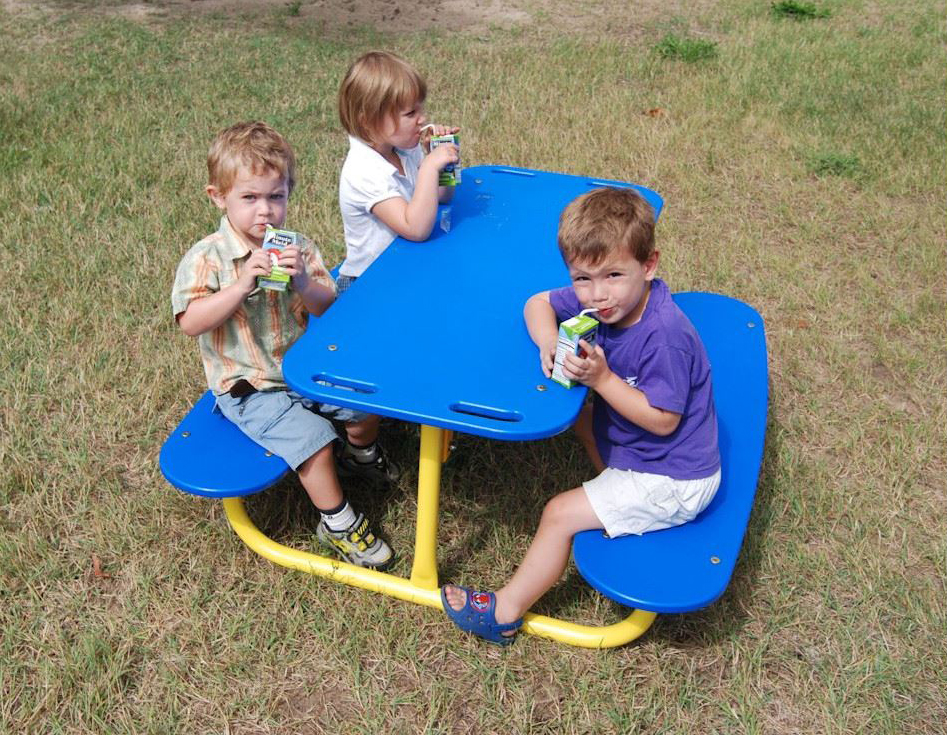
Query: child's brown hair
207,121,296,194
338,51,427,145
557,187,656,266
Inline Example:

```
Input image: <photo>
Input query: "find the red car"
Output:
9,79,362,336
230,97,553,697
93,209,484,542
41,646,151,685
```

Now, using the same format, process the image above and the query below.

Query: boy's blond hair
338,51,427,144
558,187,656,266
207,121,296,194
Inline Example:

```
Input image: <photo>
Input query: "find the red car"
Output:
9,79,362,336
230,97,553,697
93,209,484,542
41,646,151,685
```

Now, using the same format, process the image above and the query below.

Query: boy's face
568,249,660,330
207,167,289,246
375,100,427,150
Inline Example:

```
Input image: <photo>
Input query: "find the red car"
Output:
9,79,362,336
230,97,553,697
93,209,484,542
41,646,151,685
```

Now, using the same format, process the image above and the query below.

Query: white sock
344,440,379,464
321,501,357,531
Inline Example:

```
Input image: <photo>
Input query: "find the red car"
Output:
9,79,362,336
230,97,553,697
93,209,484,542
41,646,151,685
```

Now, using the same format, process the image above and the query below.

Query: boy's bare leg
296,443,344,509
443,487,603,628
575,403,605,473
343,414,380,446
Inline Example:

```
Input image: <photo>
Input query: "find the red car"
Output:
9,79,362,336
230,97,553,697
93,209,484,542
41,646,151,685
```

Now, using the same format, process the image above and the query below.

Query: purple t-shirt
550,278,720,480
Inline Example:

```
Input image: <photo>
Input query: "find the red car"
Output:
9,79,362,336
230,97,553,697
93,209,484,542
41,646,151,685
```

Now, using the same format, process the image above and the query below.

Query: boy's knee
298,441,335,473
540,492,574,528
345,414,380,442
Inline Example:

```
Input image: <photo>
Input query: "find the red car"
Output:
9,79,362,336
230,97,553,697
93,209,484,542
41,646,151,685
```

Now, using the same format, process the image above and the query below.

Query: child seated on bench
441,187,721,644
171,121,398,570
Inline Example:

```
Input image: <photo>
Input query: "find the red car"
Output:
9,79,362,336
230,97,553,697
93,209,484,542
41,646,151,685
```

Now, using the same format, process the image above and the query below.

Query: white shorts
583,467,721,538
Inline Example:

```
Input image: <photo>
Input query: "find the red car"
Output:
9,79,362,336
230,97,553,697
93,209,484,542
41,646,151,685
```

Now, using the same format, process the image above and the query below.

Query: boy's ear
206,184,227,210
644,250,660,280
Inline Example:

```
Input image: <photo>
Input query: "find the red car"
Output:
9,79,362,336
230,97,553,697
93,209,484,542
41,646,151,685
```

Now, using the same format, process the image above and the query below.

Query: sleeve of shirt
171,243,220,318
548,286,582,322
343,164,404,215
298,236,337,295
635,345,692,415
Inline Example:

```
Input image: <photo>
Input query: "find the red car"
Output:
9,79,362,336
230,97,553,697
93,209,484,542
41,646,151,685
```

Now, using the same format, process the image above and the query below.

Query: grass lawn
1,1,944,732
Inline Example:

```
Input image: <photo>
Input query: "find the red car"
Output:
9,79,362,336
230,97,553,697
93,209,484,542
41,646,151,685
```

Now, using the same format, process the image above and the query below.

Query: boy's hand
277,246,306,279
539,339,557,378
238,248,275,293
563,339,610,389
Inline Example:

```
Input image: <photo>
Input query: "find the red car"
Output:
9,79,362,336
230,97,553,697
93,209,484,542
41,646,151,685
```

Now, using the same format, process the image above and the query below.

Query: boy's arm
524,291,558,378
371,144,459,241
566,340,682,436
290,272,335,317
277,243,336,317
176,249,271,337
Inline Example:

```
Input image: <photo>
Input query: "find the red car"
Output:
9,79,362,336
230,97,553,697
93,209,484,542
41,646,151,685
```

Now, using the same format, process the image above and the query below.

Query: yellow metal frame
223,425,656,648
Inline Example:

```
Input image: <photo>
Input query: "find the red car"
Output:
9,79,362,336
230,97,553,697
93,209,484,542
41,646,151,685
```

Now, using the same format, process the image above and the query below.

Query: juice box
258,225,295,291
551,310,599,388
429,133,461,186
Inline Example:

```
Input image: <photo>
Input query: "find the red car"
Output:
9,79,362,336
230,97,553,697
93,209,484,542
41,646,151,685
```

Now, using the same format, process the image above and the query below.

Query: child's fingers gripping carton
429,133,461,186
258,225,296,291
551,309,599,388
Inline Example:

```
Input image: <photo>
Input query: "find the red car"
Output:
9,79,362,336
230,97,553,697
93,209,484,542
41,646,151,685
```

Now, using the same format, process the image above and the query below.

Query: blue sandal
440,585,523,646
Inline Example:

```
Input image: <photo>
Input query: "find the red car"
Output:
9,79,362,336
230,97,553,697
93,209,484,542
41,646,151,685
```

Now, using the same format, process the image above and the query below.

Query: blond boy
172,121,398,569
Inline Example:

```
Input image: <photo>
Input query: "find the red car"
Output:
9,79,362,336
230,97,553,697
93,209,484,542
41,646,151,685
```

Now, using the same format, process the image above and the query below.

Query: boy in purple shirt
441,187,720,645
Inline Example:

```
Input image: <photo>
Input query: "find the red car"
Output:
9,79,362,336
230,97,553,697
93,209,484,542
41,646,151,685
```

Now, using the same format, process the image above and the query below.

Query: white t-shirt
338,135,424,278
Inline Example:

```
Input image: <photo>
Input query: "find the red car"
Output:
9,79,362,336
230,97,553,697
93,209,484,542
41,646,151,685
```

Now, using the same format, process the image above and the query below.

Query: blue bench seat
159,261,344,499
572,292,768,614
159,390,289,498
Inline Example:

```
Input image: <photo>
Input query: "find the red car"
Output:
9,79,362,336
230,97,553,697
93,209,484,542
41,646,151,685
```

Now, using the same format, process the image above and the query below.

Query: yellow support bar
222,496,442,609
410,425,443,590
522,608,657,649
221,422,660,649
440,429,454,463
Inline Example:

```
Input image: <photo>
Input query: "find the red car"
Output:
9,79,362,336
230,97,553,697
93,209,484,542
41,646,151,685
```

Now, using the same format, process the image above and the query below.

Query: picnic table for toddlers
161,166,768,648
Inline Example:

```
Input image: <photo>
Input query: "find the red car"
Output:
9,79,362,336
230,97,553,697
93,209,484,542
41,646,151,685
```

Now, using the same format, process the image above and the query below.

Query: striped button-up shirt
172,216,336,394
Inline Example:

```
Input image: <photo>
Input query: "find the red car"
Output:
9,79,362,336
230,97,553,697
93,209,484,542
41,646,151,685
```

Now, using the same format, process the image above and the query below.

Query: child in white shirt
336,50,460,292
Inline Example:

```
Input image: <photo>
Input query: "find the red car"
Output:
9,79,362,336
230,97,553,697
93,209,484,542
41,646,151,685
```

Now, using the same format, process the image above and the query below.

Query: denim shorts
335,274,357,293
214,389,369,471
583,467,721,538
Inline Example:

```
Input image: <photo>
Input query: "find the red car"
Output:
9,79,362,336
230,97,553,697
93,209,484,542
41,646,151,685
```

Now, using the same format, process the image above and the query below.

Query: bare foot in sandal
441,585,522,645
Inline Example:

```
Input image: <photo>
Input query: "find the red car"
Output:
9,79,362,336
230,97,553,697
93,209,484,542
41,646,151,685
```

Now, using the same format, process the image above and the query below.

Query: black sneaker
337,442,401,484
315,513,394,570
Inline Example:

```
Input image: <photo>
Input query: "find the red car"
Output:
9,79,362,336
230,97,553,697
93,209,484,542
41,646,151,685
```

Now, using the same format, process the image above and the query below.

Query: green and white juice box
551,310,599,388
258,225,295,291
429,133,461,186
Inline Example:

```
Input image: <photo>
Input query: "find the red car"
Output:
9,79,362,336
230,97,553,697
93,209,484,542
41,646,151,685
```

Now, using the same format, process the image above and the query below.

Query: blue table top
283,165,663,440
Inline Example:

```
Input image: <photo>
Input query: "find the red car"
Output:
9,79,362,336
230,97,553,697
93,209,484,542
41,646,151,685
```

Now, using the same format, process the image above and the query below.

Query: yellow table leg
440,429,454,463
222,496,442,608
410,424,444,590
221,422,660,649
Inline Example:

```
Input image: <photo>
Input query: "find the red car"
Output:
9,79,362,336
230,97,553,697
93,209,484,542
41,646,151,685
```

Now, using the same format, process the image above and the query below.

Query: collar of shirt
347,135,412,181
216,215,254,262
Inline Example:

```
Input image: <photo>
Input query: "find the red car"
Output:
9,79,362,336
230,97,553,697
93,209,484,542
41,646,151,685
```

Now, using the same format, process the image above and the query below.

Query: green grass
654,32,719,62
772,1,833,20
808,151,861,177
2,2,945,733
